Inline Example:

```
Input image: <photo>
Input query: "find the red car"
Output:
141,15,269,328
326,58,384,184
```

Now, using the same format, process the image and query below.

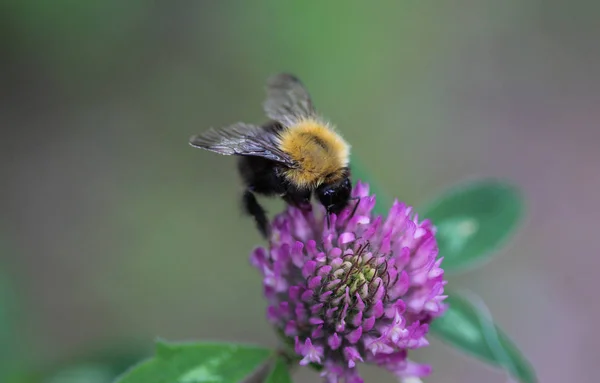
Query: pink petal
328,333,342,350
347,326,363,344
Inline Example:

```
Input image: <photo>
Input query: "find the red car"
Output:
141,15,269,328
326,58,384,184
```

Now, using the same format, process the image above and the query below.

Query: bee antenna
326,212,331,230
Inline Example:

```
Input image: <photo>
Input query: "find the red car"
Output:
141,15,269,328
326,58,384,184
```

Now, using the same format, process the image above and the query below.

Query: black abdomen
237,156,286,196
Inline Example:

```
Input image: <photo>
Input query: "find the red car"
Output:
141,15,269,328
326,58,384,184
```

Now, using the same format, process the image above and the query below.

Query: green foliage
431,293,537,383
42,364,117,383
264,357,292,383
5,346,147,383
0,274,15,358
419,179,524,274
114,341,274,383
0,266,24,382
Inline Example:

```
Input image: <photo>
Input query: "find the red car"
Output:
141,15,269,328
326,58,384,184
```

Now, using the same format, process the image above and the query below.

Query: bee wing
263,73,316,126
189,122,296,167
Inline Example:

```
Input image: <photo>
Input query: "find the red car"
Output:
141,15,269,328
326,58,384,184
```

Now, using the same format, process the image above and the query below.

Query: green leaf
0,273,16,354
4,345,149,383
431,293,537,383
264,357,292,383
114,341,273,383
419,179,523,273
0,266,25,382
43,364,116,383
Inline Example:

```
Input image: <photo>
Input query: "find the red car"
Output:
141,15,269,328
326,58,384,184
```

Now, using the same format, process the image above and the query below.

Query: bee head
317,176,352,215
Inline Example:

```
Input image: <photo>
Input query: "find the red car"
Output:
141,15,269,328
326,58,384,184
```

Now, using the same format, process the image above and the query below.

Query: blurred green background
1,1,599,382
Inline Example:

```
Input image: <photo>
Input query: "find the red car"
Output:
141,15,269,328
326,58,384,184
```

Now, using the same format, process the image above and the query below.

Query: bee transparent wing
189,122,296,167
263,73,316,126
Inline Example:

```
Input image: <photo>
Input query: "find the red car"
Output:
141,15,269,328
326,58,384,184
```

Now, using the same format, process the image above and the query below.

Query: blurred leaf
419,180,523,273
6,346,149,383
114,341,273,383
264,357,292,383
0,273,15,349
244,1,429,108
68,346,150,379
349,157,392,216
43,364,115,383
0,266,23,381
431,293,537,383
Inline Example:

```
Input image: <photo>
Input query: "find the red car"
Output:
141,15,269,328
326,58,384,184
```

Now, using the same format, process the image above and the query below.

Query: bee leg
242,189,269,238
348,196,361,220
325,208,332,229
283,188,312,211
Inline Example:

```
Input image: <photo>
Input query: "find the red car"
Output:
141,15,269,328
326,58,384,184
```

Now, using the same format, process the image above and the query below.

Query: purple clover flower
251,181,447,382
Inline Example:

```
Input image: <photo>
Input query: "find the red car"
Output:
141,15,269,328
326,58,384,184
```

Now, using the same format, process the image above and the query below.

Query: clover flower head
251,181,447,382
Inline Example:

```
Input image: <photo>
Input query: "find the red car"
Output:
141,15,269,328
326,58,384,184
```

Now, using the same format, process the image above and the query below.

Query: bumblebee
189,73,353,237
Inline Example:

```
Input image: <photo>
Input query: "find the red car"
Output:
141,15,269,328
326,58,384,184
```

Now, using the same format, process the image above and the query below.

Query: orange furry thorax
278,118,350,188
